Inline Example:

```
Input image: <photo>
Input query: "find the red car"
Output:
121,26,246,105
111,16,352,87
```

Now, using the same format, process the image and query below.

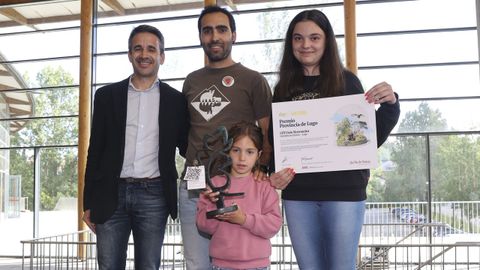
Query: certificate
272,94,377,173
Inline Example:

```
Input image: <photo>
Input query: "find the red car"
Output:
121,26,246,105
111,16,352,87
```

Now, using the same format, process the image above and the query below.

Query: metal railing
357,242,480,270
20,202,480,269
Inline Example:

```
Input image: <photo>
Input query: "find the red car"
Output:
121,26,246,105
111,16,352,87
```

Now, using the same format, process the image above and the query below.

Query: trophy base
206,205,238,219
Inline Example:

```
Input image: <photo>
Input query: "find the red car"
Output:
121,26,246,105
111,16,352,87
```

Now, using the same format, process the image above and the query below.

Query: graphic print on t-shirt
191,85,231,121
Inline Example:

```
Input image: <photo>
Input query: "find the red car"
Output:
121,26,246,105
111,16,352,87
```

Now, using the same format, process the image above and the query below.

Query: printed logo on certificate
272,94,378,174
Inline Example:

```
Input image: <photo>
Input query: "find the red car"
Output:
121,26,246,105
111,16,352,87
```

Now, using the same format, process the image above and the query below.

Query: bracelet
258,164,269,173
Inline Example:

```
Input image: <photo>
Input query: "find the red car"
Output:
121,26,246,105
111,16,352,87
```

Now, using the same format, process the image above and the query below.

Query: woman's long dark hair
273,9,345,102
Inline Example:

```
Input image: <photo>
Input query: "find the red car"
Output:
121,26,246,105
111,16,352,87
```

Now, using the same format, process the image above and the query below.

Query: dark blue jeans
96,180,168,270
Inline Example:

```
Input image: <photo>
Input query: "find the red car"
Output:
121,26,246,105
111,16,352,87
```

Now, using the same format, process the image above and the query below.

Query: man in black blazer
82,25,188,270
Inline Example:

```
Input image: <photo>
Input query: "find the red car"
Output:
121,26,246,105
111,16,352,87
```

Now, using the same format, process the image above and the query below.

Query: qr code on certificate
184,166,204,181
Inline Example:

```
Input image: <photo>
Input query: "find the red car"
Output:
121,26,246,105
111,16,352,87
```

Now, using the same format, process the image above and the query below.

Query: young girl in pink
196,122,282,270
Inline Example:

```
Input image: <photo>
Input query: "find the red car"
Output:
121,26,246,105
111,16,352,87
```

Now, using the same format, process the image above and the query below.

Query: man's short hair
197,5,236,34
128,24,165,53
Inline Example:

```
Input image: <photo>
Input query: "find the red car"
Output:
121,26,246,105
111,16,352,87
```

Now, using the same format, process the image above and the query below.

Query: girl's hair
228,121,263,152
273,9,345,102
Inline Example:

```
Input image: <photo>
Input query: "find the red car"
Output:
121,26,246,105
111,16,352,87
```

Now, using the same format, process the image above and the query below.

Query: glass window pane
96,19,199,53
0,88,79,119
240,0,343,10
0,149,34,256
5,117,78,147
431,134,480,201
38,147,78,236
95,48,204,83
234,43,283,73
96,8,201,25
95,43,282,84
235,5,345,41
0,25,35,35
163,80,184,92
377,136,428,202
0,29,80,61
396,100,480,133
359,64,480,99
264,74,278,91
357,0,477,32
0,0,80,257
431,134,480,233
358,31,478,66
8,60,80,86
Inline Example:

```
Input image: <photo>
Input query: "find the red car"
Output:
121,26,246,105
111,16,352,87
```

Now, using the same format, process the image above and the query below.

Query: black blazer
83,78,189,223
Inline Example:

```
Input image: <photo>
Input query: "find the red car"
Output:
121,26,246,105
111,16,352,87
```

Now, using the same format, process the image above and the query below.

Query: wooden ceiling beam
8,106,31,115
0,0,51,7
101,0,125,16
0,7,28,25
0,0,285,28
0,83,14,90
5,96,30,105
11,121,23,129
0,70,11,76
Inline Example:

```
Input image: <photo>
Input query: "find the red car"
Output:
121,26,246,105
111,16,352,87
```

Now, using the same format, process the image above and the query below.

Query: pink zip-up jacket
196,174,282,269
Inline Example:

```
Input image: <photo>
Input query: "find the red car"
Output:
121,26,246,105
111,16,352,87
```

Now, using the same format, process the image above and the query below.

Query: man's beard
202,41,233,62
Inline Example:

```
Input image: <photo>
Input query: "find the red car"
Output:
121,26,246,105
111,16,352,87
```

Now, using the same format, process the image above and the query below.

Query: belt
119,176,161,183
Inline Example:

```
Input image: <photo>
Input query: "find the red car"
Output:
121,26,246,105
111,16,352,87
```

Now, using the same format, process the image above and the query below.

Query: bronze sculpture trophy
196,126,244,219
